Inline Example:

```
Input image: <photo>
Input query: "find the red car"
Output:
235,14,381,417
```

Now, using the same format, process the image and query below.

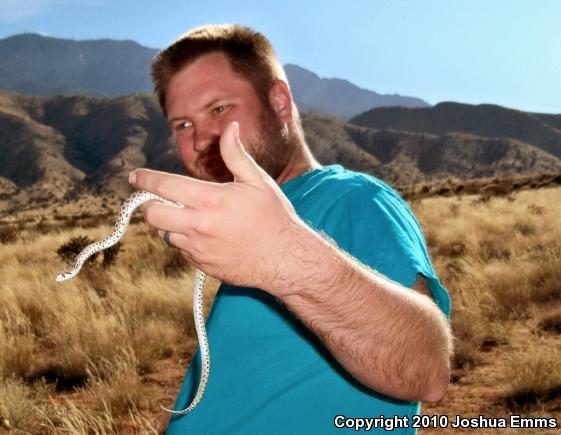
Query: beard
192,104,297,183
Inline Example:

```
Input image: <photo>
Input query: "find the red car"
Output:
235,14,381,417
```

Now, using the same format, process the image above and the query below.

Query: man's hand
129,122,302,291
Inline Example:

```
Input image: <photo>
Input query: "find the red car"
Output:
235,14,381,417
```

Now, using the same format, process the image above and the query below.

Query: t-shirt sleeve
315,182,451,318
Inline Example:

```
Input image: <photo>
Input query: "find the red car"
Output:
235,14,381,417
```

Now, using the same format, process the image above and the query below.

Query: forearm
269,221,452,402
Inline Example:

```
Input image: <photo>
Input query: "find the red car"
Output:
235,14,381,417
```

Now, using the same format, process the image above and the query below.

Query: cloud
0,0,103,23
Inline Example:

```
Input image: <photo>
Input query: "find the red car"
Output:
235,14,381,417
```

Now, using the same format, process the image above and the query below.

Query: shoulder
291,167,451,317
285,164,417,231
313,166,413,222
291,164,402,207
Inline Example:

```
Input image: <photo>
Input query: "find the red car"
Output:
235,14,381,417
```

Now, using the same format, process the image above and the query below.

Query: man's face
165,52,294,182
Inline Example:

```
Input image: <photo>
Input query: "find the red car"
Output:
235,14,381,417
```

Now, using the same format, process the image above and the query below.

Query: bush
0,226,18,244
503,356,561,411
537,308,561,334
162,249,190,278
57,236,99,267
102,243,123,268
56,236,122,270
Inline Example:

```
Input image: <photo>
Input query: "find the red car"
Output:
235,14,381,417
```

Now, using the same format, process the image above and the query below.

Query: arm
268,219,452,402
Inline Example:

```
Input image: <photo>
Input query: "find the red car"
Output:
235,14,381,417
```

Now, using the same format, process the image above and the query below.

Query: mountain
303,114,561,185
0,91,182,214
1,91,560,216
0,33,429,120
349,102,561,159
285,64,429,120
0,33,158,97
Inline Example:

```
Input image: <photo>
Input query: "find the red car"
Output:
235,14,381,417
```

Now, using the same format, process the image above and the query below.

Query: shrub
102,243,123,268
56,236,122,270
537,308,561,334
56,236,99,267
503,356,561,410
163,249,191,277
0,225,18,244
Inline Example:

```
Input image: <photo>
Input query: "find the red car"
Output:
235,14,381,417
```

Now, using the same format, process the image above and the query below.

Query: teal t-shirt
167,165,450,434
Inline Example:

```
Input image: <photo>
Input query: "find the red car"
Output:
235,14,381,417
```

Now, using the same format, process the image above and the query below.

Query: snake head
55,271,73,282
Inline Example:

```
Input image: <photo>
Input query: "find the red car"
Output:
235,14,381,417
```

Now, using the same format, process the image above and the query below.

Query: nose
193,120,221,153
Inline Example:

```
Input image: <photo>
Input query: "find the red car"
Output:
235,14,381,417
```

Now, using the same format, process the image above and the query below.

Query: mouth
202,154,223,169
198,153,232,182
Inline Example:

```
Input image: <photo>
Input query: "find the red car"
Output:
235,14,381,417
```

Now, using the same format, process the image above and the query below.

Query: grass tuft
503,355,561,411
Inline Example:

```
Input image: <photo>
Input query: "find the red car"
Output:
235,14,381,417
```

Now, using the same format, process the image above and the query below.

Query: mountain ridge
284,64,429,119
0,33,429,120
350,102,561,159
1,91,560,216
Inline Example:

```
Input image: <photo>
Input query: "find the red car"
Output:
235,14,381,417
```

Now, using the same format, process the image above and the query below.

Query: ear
268,80,293,124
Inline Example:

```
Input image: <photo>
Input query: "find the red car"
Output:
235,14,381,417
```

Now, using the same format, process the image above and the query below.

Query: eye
212,105,227,115
175,120,192,131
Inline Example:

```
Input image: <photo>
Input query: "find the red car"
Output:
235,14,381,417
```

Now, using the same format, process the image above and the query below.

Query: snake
55,190,210,415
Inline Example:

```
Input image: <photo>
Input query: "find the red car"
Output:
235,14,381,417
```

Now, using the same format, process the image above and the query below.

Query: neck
274,142,321,186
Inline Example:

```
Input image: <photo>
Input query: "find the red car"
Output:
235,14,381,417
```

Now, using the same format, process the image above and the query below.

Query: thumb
219,122,264,183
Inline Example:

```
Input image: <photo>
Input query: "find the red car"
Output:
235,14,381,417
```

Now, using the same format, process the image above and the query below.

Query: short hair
151,24,288,117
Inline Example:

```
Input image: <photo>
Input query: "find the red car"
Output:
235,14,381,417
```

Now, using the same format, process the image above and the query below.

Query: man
129,24,452,434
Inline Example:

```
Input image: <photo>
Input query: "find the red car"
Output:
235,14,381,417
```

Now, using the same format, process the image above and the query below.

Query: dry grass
415,187,561,321
503,352,561,411
537,307,561,334
0,219,218,433
415,186,561,432
1,185,560,432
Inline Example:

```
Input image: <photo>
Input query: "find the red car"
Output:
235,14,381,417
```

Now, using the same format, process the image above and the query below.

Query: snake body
55,190,210,415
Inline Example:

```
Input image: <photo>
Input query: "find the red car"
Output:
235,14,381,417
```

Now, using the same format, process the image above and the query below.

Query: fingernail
129,171,137,184
232,121,239,140
157,230,165,238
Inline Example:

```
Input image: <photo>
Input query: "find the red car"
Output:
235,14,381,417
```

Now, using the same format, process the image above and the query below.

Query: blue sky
1,0,560,114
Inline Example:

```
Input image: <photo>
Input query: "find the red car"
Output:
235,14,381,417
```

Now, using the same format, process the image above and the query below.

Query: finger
142,201,199,235
157,229,191,248
157,230,191,258
219,122,265,183
156,231,203,270
157,229,174,246
129,168,222,208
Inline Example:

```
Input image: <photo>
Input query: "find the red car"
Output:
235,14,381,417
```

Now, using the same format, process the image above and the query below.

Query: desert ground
0,184,560,434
